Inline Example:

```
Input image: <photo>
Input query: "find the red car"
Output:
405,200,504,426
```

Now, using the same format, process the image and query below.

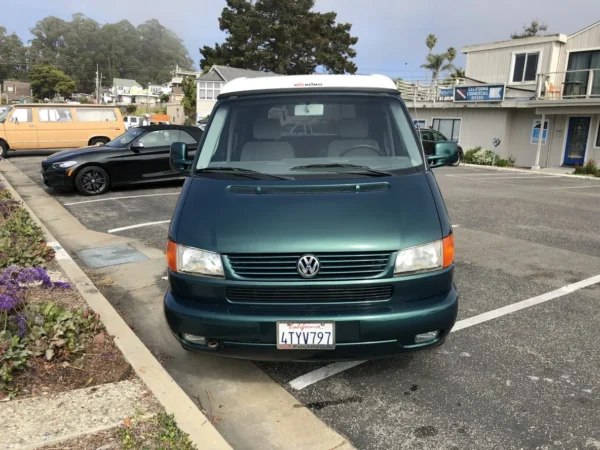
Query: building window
198,81,224,100
432,118,461,142
596,122,600,148
512,52,539,83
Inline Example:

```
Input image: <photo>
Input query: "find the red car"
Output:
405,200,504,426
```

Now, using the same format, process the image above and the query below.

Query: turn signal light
166,239,177,272
442,234,455,268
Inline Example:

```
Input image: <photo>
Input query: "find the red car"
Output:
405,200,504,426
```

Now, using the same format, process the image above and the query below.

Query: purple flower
52,281,72,289
12,313,27,336
0,293,20,311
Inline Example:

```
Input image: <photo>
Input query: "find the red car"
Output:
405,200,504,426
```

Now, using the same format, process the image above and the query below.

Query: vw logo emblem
297,254,320,278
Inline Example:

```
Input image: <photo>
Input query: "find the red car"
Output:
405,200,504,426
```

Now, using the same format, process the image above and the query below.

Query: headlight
51,161,78,169
167,241,224,278
394,241,443,275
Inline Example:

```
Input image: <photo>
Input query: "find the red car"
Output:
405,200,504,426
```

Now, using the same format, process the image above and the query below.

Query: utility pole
99,72,103,104
147,82,150,114
95,64,99,105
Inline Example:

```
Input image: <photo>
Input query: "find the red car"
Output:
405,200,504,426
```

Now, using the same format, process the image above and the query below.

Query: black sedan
41,125,203,196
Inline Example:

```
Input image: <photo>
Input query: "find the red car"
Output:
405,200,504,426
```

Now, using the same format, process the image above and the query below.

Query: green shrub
463,147,514,167
574,160,598,175
125,104,137,114
0,189,54,268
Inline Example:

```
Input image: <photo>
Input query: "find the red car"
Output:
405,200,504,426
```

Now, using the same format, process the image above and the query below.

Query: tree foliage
0,14,194,93
511,20,548,39
0,27,28,82
30,65,76,99
181,76,197,118
200,0,358,75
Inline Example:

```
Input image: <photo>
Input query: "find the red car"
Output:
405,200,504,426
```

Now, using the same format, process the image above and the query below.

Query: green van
164,75,459,361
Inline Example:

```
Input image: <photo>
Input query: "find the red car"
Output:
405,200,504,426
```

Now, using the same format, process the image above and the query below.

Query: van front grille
226,285,393,303
225,251,393,280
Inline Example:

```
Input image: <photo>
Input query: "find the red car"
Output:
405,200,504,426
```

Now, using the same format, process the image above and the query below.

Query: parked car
0,104,125,158
41,125,203,196
123,116,142,130
163,74,459,362
419,127,463,166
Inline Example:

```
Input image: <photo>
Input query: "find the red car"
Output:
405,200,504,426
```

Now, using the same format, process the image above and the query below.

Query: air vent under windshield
227,183,389,195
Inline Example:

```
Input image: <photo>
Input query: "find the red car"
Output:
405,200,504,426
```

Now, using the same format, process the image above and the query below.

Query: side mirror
170,142,192,173
428,142,459,168
130,141,144,151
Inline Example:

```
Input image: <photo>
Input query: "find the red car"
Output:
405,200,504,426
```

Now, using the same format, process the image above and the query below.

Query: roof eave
461,34,568,54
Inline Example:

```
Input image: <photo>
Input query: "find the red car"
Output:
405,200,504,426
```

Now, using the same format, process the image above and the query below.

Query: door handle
29,124,36,128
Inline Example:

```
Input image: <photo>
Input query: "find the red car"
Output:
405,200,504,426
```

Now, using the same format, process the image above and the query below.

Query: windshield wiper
195,167,289,180
290,163,392,177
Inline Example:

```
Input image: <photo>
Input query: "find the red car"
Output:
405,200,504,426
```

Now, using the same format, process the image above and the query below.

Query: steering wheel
339,144,385,157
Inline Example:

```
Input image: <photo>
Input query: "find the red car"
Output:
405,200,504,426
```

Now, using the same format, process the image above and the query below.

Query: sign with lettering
453,85,505,102
531,119,549,145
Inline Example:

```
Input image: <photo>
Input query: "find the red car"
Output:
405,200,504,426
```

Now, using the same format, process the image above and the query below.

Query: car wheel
452,148,464,166
89,137,109,146
0,141,8,159
75,166,110,196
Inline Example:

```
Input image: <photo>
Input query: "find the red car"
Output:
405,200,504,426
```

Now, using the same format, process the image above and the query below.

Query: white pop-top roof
220,74,397,97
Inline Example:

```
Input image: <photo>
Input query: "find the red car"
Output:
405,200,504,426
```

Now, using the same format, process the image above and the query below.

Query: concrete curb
0,164,232,450
461,163,600,181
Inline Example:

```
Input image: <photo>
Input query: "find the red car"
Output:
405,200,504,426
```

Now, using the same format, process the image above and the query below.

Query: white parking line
287,273,600,391
64,192,180,206
108,220,171,233
547,184,600,190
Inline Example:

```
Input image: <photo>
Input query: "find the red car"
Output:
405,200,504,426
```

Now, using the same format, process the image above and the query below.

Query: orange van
0,104,125,157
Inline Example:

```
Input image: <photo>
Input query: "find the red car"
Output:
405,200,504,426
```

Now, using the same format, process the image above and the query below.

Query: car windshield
106,128,145,147
194,94,424,179
0,107,13,123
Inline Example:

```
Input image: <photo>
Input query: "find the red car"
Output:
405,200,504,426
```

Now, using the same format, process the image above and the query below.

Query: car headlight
166,241,224,278
51,161,78,169
394,236,454,275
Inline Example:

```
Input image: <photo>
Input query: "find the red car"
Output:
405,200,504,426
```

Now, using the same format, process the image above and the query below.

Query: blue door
563,117,591,165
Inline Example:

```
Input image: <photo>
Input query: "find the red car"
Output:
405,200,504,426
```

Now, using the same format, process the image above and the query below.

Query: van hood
173,173,443,254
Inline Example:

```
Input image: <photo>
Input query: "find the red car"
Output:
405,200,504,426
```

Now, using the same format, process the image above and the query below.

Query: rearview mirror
130,141,144,150
428,143,459,168
170,142,191,173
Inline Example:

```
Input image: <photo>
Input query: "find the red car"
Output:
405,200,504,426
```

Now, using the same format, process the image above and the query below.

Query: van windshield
194,94,424,179
0,107,13,123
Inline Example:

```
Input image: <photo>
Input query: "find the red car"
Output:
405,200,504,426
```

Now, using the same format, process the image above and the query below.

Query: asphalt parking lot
9,152,600,449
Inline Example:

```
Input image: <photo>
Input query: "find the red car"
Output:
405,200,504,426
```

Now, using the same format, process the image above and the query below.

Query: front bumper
164,280,458,362
41,167,74,189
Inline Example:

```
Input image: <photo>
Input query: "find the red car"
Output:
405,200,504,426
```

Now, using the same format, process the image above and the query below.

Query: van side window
9,108,32,123
76,109,118,122
38,108,73,122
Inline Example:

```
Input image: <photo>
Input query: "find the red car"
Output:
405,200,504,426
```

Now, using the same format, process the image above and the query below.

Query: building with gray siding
406,20,600,169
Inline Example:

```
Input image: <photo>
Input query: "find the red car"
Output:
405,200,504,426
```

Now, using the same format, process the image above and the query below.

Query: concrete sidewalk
0,160,355,450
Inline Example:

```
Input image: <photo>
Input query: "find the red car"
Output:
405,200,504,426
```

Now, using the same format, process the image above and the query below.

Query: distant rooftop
197,65,278,83
113,78,142,88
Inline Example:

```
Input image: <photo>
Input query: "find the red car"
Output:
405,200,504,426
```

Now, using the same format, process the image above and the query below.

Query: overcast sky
3,0,598,80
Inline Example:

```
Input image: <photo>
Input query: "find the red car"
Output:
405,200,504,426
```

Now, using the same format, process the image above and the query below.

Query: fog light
415,331,439,343
183,334,207,345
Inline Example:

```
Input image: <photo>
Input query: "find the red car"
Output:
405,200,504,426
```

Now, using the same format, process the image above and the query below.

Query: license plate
276,322,335,350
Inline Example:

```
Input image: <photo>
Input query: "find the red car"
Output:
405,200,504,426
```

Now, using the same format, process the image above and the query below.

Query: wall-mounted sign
531,119,550,145
413,119,426,128
439,88,454,98
454,85,505,102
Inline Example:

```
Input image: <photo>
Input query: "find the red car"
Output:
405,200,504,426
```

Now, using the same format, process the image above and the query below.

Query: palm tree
426,34,437,54
421,53,454,84
446,47,457,66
